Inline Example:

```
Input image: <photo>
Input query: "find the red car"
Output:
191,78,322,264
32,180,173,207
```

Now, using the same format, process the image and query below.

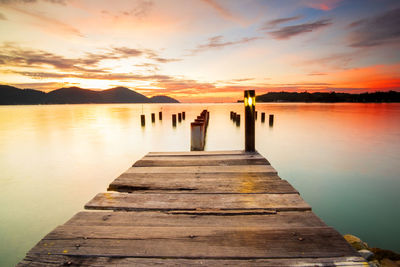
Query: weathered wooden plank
28,227,359,259
133,158,270,167
147,150,249,156
115,172,282,180
84,192,311,211
143,154,266,161
125,165,277,174
18,254,367,267
108,175,297,194
65,211,325,228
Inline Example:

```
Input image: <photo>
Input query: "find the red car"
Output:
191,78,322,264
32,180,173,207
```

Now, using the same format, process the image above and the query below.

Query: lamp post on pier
244,90,255,152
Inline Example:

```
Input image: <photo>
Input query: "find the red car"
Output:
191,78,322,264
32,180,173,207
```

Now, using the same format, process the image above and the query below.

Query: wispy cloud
302,52,354,69
190,35,261,54
0,43,180,73
308,72,327,76
201,0,235,21
120,0,153,18
302,0,343,11
348,8,400,47
261,16,302,30
268,19,332,40
5,5,82,36
0,0,68,5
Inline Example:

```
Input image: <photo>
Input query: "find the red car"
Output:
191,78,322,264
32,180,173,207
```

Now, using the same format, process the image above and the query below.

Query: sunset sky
0,0,399,102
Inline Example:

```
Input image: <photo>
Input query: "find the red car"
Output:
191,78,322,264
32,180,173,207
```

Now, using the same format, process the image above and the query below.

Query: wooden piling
261,112,265,123
236,114,240,126
255,111,258,120
233,112,237,121
191,110,209,151
269,114,274,126
172,114,177,127
244,90,255,151
182,112,186,120
178,113,182,122
140,114,145,126
151,113,155,123
159,111,162,120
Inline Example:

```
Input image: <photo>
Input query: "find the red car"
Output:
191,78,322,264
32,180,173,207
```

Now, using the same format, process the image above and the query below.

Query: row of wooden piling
190,110,209,151
140,112,186,127
230,111,274,126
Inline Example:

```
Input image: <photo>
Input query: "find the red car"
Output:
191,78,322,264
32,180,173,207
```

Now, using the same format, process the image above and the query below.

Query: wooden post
236,114,240,126
151,113,155,123
191,122,204,151
244,90,255,151
159,111,162,120
269,114,274,126
255,111,258,120
261,112,265,123
140,114,145,127
172,114,177,127
182,112,185,120
178,113,182,122
233,112,237,121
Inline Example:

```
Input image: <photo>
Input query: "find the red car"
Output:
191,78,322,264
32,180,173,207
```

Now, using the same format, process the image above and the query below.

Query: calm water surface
0,103,399,266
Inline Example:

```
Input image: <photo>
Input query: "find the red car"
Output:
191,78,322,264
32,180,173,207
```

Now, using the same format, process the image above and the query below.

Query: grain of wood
29,227,358,259
84,192,311,211
125,165,277,174
108,176,297,194
65,211,325,228
133,158,270,167
18,254,367,267
147,150,249,156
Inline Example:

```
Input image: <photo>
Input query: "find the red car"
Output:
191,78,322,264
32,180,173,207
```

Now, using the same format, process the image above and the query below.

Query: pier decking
18,150,366,266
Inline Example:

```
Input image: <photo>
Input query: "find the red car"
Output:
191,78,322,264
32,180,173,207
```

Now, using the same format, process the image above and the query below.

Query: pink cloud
303,0,343,11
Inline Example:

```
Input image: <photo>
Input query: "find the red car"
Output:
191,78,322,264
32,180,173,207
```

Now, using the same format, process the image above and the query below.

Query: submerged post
151,113,155,123
172,114,177,127
159,111,162,120
244,90,255,151
269,114,274,126
140,114,145,127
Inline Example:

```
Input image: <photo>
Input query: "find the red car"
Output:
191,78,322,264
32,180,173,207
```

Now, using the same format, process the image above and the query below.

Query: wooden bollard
172,114,177,127
178,113,182,122
261,112,265,123
255,111,258,120
182,112,185,120
140,114,145,126
191,122,205,151
230,111,233,120
233,112,237,121
244,90,255,151
151,113,155,123
269,114,274,126
159,111,162,120
236,114,240,126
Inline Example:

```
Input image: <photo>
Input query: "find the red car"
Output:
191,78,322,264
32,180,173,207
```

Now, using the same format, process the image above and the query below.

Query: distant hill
150,95,179,103
255,91,400,103
0,85,179,104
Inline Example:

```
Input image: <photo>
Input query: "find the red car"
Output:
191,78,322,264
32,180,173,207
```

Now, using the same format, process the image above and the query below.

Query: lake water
0,103,399,266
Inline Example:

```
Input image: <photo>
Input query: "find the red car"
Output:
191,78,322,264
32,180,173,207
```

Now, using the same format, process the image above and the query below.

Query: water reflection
0,103,399,266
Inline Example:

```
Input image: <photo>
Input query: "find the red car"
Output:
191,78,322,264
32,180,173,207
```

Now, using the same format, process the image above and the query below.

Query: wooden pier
18,150,366,266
